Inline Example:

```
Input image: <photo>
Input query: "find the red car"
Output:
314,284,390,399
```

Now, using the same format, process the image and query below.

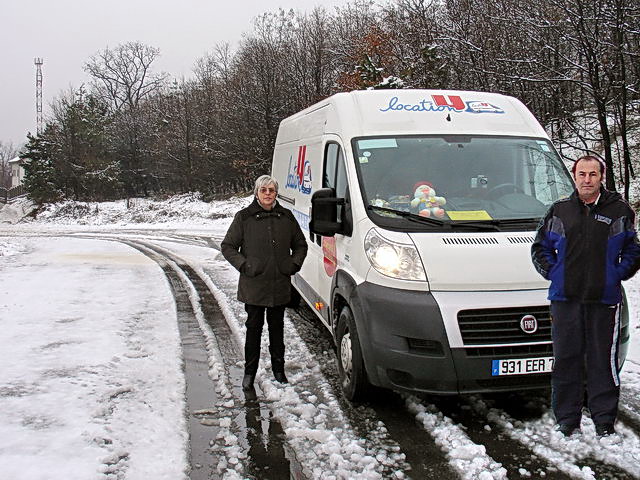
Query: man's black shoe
242,374,255,390
556,424,579,437
595,423,615,437
273,371,288,384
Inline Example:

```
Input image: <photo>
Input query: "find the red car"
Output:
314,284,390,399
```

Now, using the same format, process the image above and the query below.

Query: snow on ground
2,193,640,479
621,275,640,391
404,396,507,480
0,198,35,225
0,236,187,480
31,193,248,226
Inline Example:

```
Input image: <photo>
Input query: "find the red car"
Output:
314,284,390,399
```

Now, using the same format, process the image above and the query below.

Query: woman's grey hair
254,175,279,196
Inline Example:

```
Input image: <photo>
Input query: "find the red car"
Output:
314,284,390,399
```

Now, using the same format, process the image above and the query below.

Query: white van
271,89,630,401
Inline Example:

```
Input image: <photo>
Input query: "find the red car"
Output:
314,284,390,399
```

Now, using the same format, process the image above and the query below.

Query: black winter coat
221,198,308,307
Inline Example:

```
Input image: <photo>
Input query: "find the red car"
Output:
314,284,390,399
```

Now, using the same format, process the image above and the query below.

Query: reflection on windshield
355,136,574,224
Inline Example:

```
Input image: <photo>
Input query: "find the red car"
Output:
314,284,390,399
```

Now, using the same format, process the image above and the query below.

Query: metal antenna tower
34,57,44,135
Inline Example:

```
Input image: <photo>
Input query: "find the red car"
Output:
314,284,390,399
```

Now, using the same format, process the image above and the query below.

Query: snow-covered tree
21,88,120,203
21,133,63,204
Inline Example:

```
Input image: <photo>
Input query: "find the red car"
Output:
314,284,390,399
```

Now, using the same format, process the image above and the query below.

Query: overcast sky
1,0,354,149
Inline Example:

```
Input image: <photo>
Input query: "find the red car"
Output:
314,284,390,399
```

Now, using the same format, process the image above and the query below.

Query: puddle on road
54,252,152,265
136,243,301,480
175,282,221,480
236,386,292,479
187,356,304,480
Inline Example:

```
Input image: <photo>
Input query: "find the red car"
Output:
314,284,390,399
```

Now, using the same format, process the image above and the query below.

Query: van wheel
336,305,369,401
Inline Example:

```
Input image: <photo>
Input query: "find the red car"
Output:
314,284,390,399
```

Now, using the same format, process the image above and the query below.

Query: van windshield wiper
450,217,540,231
367,205,445,227
495,217,541,227
447,220,501,231
368,206,540,231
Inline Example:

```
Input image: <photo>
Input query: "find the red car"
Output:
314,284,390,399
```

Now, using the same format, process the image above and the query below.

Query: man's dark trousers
244,304,286,375
551,300,621,427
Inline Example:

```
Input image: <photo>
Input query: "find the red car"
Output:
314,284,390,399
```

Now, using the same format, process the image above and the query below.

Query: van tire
336,305,369,401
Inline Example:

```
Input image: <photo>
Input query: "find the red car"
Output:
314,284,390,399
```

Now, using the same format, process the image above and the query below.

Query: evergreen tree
21,132,63,204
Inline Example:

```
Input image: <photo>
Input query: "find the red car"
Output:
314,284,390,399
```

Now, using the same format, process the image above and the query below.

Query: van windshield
353,135,575,230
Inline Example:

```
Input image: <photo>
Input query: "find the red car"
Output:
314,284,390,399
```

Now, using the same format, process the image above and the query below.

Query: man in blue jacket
531,155,640,437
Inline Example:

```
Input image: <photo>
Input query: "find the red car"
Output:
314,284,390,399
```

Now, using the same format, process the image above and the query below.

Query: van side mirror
310,188,344,237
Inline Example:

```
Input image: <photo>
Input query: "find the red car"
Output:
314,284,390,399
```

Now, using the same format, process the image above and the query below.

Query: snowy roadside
0,237,188,480
2,193,640,480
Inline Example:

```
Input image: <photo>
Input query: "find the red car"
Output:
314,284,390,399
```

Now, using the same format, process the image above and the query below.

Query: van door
317,140,353,324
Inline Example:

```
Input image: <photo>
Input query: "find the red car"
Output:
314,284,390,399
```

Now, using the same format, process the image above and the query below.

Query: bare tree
607,0,640,199
0,140,20,188
84,42,167,196
521,0,637,192
381,0,449,89
284,8,337,108
84,41,167,111
23,0,638,202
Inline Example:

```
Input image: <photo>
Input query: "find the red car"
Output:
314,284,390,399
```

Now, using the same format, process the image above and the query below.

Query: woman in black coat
221,175,308,390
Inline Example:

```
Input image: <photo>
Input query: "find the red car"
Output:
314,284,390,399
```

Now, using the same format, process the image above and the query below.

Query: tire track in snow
120,239,292,480
415,392,571,480
121,237,407,479
404,396,507,480
619,385,640,434
119,240,230,480
198,254,413,479
466,392,640,479
290,303,459,480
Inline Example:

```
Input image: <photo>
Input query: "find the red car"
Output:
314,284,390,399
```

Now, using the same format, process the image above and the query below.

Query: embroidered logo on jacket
595,214,612,225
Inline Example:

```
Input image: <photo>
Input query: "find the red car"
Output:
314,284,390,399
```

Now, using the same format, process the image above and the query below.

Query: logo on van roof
379,95,504,114
286,145,312,195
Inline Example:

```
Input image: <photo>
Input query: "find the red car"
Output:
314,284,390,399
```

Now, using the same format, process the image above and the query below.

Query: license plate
491,357,554,376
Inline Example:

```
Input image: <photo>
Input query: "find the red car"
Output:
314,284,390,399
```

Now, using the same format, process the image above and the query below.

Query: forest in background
12,0,640,204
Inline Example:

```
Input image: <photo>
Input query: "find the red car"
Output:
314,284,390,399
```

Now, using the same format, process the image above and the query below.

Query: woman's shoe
595,423,615,437
556,423,580,437
273,371,288,384
242,374,255,390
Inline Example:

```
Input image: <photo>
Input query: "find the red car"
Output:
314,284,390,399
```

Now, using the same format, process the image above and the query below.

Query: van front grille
458,305,552,346
464,343,553,358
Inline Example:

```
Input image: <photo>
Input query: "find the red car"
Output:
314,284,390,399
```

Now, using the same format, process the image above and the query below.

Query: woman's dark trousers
244,304,286,375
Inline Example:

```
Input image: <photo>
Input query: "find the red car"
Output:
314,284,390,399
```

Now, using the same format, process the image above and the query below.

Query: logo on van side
286,145,312,195
379,95,505,114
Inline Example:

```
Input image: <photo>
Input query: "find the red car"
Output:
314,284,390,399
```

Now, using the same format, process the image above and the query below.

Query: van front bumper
351,282,552,394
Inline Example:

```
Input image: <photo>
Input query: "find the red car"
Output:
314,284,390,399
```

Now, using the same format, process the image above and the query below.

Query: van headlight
364,228,426,281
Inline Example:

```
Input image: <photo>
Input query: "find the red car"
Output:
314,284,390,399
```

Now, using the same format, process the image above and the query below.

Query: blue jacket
531,188,640,304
